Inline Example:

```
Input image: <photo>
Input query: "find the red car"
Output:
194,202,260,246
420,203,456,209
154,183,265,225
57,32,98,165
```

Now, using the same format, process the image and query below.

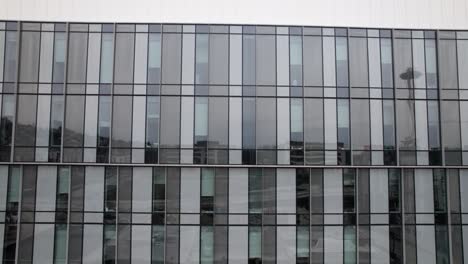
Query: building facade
0,18,468,263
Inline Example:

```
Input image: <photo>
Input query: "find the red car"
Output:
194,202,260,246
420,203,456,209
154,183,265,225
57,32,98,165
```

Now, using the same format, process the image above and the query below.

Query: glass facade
0,21,468,263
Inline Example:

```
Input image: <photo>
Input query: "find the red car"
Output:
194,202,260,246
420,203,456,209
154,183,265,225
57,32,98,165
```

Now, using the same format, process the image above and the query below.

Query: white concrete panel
323,168,342,214
229,226,248,264
180,167,200,213
84,166,105,212
277,226,296,264
371,226,389,264
229,168,248,214
33,224,55,264
35,166,57,211
276,168,295,214
370,169,388,213
180,96,194,148
416,225,436,264
132,167,152,213
180,226,200,264
2,0,467,29
132,225,152,264
132,96,146,148
324,226,343,264
414,169,434,213
82,225,103,264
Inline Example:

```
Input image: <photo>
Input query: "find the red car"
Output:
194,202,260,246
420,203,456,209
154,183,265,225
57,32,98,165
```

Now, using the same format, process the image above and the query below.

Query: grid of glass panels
0,165,467,263
2,21,468,166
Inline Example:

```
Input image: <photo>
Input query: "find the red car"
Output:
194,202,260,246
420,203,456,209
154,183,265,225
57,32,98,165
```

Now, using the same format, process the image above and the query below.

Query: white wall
1,0,467,29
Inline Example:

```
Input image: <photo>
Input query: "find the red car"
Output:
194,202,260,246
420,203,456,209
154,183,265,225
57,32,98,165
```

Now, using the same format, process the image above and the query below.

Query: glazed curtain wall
1,165,468,263
1,21,468,166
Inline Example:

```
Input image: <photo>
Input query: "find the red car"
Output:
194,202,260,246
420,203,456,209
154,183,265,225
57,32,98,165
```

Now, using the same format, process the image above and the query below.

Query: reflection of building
0,0,467,263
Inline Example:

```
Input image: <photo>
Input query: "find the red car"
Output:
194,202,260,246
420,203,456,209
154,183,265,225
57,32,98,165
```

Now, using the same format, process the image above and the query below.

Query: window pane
349,37,368,87
161,33,181,84
148,34,161,84
303,36,322,86
114,33,135,84
19,31,40,82
53,33,66,83
67,32,88,83
393,39,413,88
256,35,275,85
290,36,303,87
336,37,348,87
100,33,114,83
210,34,229,85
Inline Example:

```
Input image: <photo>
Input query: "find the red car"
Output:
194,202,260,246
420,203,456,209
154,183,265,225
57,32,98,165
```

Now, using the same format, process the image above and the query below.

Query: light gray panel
229,226,248,264
84,167,105,212
0,166,8,211
36,95,51,148
324,226,343,264
324,169,342,213
370,169,388,213
35,166,57,211
229,168,248,214
182,33,195,84
370,226,389,264
461,169,468,212
412,39,426,89
132,96,146,148
132,167,152,213
415,100,428,152
0,224,3,261
277,35,289,86
180,226,200,264
414,169,434,213
323,36,336,87
82,225,103,264
416,225,436,264
277,98,290,150
39,32,53,83
181,96,194,148
131,225,151,264
33,224,55,264
0,31,4,82
229,97,242,149
276,168,295,214
134,33,148,83
181,168,200,213
368,37,381,88
229,34,242,85
86,33,101,83
324,99,337,164
84,95,98,147
370,100,383,149
276,226,296,264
